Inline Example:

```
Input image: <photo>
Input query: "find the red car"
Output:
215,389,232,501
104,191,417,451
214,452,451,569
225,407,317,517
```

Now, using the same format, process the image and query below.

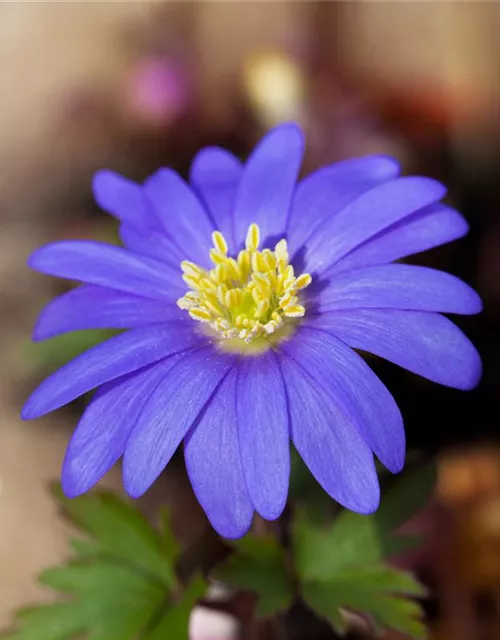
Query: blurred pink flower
126,56,191,125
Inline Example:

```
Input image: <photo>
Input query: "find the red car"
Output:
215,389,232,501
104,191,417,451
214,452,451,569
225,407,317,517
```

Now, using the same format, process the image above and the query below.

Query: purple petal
331,204,469,274
302,176,446,275
277,352,380,513
92,170,156,228
287,155,400,257
309,309,482,390
233,123,304,246
62,355,183,497
236,352,289,520
185,368,253,539
28,241,185,302
33,285,181,341
119,224,185,266
281,327,404,473
22,322,203,419
316,264,482,315
189,147,243,249
144,169,214,267
123,347,235,497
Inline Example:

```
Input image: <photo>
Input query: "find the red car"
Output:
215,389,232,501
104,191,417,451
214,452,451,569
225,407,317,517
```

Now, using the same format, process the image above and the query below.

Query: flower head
177,223,311,347
23,123,482,538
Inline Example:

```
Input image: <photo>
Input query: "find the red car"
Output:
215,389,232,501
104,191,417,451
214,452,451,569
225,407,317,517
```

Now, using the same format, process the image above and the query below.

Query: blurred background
2,2,500,639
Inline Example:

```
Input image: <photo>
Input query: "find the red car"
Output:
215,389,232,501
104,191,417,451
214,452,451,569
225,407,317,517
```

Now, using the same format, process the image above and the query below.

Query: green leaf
144,577,207,640
294,463,435,581
2,561,164,640
24,329,117,371
217,535,293,619
303,578,426,639
1,604,86,640
1,489,207,640
293,465,433,639
53,486,176,587
156,507,180,564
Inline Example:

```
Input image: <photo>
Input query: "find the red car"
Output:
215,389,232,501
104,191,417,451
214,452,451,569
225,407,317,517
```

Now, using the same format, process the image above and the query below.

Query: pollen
177,224,312,345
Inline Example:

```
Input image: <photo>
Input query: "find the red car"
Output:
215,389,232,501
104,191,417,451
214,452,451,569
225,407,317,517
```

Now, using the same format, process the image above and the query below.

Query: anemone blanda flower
22,123,481,538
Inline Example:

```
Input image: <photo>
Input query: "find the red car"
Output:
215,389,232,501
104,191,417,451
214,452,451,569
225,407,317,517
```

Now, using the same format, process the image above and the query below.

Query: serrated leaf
302,583,348,634
331,566,427,598
1,490,207,640
53,486,176,587
3,561,164,640
293,466,432,639
217,535,293,619
294,463,435,581
144,577,207,640
303,576,426,639
0,604,85,640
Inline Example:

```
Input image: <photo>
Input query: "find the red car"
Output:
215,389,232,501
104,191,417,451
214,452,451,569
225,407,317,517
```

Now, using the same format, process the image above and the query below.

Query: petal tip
21,398,38,421
213,518,253,540
123,481,147,500
32,314,51,342
61,475,86,499
254,498,287,522
190,147,242,179
263,121,305,147
351,484,381,515
461,353,483,390
122,461,151,499
91,169,120,203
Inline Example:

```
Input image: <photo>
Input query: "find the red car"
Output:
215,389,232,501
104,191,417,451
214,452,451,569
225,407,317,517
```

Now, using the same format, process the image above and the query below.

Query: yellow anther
204,293,222,315
177,223,312,345
246,223,260,252
283,265,294,280
284,305,305,318
182,274,201,290
216,284,228,305
226,258,241,280
189,307,212,322
212,264,228,283
181,261,203,277
225,288,242,309
251,287,265,305
202,277,218,292
274,239,288,261
212,231,228,255
295,273,312,290
237,250,251,279
209,249,227,265
253,272,269,288
255,299,269,316
262,249,277,271
279,292,293,308
251,251,266,274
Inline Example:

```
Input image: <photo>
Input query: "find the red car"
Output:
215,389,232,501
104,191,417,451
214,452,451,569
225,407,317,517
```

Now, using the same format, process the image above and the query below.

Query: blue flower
22,123,481,538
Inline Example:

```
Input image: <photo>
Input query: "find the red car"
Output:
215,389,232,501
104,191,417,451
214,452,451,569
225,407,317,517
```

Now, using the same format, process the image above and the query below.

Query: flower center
177,223,312,345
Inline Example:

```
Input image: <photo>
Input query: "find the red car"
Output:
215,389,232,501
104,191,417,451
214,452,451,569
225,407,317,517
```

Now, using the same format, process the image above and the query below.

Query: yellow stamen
176,223,312,347
246,223,260,252
212,231,228,255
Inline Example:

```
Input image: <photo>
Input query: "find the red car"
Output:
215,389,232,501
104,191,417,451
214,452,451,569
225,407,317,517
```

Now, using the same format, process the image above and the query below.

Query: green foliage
1,488,207,640
24,329,117,371
294,464,434,638
217,534,293,618
2,465,434,639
